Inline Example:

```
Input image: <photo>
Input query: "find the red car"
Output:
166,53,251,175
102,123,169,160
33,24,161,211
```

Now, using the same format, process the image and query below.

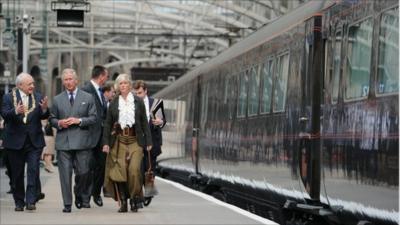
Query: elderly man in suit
1,73,49,211
81,65,109,207
50,68,97,213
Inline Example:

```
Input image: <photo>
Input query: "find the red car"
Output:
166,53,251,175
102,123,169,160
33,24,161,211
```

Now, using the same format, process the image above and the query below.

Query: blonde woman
102,74,152,213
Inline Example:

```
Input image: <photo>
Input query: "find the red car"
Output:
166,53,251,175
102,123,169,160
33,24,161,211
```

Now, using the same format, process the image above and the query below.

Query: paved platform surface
0,167,277,225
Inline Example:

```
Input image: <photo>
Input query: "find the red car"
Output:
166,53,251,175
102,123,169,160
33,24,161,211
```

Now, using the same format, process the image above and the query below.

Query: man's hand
16,101,25,114
65,117,80,125
58,119,69,128
39,96,48,112
102,145,110,153
146,145,152,151
152,117,163,126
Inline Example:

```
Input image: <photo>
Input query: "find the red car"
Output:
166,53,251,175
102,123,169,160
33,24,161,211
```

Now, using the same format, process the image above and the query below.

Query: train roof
154,0,335,98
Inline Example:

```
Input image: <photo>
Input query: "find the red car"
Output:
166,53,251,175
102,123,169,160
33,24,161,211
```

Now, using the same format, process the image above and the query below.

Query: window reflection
248,66,260,116
345,18,373,99
273,53,289,112
377,7,399,94
261,58,274,113
332,31,342,103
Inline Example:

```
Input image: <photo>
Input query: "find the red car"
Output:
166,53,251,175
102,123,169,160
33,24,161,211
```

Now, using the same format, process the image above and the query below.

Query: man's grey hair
114,73,132,93
61,68,78,80
15,73,33,86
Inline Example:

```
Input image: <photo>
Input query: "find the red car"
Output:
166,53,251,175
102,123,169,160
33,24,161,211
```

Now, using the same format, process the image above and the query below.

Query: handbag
109,159,125,182
144,150,158,197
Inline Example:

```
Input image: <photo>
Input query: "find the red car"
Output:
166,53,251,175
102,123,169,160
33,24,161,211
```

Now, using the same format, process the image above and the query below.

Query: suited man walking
81,65,109,207
1,73,49,211
133,80,166,205
50,68,97,213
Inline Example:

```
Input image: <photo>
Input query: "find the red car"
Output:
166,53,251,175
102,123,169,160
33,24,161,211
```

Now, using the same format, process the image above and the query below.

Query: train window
377,7,399,95
228,76,237,119
237,70,248,118
260,58,274,114
345,18,373,100
332,31,342,103
248,65,260,116
273,53,289,112
200,81,209,126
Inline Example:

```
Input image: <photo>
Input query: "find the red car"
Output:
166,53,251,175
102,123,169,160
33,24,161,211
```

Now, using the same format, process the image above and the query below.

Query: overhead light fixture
51,0,90,27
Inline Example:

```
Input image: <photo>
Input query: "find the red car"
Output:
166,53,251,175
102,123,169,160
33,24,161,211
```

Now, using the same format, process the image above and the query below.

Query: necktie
69,92,74,106
99,88,107,113
98,88,106,106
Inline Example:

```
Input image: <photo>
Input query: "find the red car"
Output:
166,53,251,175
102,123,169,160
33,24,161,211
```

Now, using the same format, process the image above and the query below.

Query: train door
298,14,323,201
191,76,202,174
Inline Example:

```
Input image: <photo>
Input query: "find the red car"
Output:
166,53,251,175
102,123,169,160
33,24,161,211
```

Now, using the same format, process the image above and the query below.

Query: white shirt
118,92,135,128
19,90,29,108
90,80,103,104
144,95,150,122
67,88,78,100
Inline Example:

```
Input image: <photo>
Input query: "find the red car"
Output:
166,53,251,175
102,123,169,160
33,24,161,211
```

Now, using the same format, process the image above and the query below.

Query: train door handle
299,117,309,122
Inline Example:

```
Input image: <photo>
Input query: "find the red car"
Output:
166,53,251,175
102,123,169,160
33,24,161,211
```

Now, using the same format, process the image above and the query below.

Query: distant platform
0,167,277,224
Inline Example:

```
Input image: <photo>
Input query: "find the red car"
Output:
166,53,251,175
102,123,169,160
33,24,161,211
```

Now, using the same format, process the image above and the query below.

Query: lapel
63,91,73,115
27,93,36,122
72,89,83,114
149,97,154,110
16,89,22,105
28,93,33,108
148,97,154,125
89,82,103,107
111,96,119,122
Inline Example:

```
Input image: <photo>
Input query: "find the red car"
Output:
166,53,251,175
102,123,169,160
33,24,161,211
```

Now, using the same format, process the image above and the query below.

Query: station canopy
0,0,304,71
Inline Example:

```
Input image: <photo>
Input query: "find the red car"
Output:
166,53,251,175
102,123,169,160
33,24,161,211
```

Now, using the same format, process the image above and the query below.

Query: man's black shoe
14,206,24,212
26,204,36,211
36,193,45,202
63,205,71,213
81,202,91,208
93,196,103,207
75,199,82,209
144,197,152,206
6,189,13,194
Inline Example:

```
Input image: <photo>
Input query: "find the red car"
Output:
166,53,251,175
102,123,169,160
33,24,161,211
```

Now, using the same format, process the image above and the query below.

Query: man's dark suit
1,89,49,208
81,82,107,201
143,97,166,177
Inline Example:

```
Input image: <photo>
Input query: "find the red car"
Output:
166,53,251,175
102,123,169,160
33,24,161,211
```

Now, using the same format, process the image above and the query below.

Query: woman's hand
102,145,110,153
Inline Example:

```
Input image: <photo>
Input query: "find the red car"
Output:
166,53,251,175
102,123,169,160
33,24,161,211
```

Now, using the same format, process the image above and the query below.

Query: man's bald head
16,73,35,95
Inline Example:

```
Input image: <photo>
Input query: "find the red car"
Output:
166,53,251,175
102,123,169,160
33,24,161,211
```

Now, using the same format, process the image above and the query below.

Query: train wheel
212,191,226,202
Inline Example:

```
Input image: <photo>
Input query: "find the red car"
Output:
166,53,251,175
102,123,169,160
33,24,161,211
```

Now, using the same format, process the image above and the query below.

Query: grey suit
50,89,97,207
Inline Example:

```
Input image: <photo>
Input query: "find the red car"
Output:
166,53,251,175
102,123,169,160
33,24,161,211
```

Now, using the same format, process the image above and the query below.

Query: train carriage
154,1,399,224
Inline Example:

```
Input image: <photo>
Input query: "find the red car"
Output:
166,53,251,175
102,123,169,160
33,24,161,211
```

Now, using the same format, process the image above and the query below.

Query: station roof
0,0,304,70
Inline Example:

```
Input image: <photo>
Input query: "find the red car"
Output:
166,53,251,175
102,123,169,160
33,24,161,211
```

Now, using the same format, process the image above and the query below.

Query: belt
117,126,136,137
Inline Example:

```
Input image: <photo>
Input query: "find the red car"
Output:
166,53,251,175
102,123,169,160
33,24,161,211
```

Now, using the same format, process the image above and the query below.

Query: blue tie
98,88,106,106
69,92,74,106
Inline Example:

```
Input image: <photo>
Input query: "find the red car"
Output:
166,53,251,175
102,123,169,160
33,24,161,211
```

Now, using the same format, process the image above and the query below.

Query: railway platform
0,167,277,225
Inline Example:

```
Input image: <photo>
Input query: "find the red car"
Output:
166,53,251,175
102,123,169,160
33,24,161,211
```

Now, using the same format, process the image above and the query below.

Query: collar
67,88,78,95
18,89,29,98
144,95,149,104
90,80,100,91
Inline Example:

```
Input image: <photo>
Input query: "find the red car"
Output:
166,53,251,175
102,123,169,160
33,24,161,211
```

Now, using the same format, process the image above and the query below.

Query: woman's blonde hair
114,73,132,93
